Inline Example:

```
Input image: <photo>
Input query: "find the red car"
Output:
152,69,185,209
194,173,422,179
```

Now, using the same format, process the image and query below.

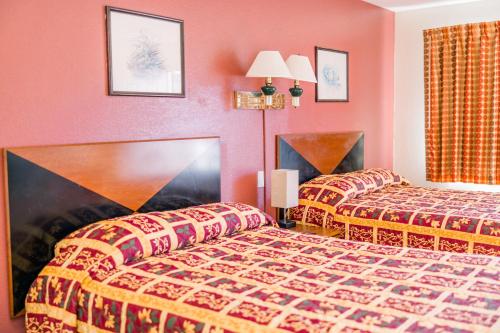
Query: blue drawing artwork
127,32,165,78
322,65,341,88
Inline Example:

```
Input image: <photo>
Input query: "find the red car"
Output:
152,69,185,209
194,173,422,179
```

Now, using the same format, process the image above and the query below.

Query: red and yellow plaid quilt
289,169,500,255
26,202,500,332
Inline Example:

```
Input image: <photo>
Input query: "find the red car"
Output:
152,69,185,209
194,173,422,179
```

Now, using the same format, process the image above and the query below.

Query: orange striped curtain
424,21,500,185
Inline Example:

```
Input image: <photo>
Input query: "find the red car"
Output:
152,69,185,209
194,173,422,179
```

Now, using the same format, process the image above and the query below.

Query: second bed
278,132,500,256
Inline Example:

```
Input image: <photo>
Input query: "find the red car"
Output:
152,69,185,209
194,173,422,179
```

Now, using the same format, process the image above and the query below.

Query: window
424,21,499,185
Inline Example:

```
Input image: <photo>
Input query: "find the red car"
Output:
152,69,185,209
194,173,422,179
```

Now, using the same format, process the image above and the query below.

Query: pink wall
0,0,393,330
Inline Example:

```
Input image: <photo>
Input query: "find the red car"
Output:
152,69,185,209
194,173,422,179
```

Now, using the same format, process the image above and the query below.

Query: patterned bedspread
289,169,500,255
26,203,500,332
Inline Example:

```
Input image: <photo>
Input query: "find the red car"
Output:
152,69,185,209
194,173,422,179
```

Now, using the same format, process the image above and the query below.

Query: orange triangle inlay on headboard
281,132,362,175
10,138,217,211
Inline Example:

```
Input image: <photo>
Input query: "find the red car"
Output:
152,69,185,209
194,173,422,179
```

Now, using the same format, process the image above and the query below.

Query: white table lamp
271,169,299,228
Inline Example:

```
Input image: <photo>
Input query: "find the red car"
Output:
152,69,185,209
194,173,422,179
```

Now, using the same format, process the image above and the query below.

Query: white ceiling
362,0,482,12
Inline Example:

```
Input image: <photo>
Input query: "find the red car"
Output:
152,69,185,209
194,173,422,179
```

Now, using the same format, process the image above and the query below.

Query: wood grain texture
279,131,363,175
4,137,221,317
9,138,216,211
290,224,342,237
276,131,364,221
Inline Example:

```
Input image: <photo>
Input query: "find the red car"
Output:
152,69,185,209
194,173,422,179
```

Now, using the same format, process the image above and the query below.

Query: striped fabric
424,21,500,185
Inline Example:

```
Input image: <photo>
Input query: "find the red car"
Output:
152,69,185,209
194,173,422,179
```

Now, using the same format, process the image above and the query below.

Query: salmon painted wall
0,0,393,329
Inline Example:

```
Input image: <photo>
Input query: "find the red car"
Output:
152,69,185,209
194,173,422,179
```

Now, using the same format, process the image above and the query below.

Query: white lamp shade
246,51,293,79
271,169,299,209
286,55,317,83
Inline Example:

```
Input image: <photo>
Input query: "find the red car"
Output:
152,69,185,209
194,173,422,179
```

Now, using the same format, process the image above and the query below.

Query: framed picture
106,6,185,97
315,47,349,102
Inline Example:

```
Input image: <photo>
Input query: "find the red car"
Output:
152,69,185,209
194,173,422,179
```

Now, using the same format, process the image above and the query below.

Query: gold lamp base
233,91,285,110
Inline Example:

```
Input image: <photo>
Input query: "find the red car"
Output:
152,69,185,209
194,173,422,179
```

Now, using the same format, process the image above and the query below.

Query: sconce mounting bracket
233,91,286,110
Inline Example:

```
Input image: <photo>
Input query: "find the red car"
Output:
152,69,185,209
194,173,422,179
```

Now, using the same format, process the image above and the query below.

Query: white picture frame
315,47,349,102
106,6,185,97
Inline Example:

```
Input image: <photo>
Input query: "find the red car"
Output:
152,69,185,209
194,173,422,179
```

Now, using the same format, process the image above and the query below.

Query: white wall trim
390,0,481,12
363,0,482,12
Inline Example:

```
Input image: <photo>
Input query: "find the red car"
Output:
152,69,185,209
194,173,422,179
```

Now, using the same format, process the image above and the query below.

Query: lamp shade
286,55,317,83
246,51,293,79
271,169,299,209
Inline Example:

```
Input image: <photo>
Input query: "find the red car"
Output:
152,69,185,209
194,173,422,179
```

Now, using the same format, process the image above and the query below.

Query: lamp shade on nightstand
271,169,299,209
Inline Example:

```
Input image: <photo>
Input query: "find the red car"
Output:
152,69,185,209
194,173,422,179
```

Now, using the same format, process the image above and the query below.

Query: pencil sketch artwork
127,32,165,79
316,48,348,102
322,65,341,89
107,7,184,96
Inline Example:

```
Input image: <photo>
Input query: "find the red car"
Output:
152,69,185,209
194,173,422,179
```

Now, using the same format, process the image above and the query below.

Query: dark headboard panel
276,131,364,183
4,137,220,317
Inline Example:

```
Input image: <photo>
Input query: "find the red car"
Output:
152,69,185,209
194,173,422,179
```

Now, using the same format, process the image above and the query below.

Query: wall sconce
286,55,317,108
246,51,292,106
237,51,292,109
234,51,316,110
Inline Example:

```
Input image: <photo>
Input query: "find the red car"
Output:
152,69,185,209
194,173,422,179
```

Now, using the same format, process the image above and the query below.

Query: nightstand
290,224,342,238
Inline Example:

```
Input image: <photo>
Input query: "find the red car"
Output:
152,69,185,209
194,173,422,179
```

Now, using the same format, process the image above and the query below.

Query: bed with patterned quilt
26,202,500,332
289,169,500,256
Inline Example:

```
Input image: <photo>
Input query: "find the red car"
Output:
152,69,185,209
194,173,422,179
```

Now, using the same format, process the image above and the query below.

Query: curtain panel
424,21,499,185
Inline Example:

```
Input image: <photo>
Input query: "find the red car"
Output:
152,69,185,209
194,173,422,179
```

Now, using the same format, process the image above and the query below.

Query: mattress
289,169,500,255
26,203,500,333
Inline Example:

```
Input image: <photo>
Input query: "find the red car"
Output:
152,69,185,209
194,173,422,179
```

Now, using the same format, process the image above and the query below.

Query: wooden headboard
276,131,364,183
4,137,221,317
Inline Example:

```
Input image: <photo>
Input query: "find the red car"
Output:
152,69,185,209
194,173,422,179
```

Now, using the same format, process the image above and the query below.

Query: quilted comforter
289,169,500,255
26,202,500,332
